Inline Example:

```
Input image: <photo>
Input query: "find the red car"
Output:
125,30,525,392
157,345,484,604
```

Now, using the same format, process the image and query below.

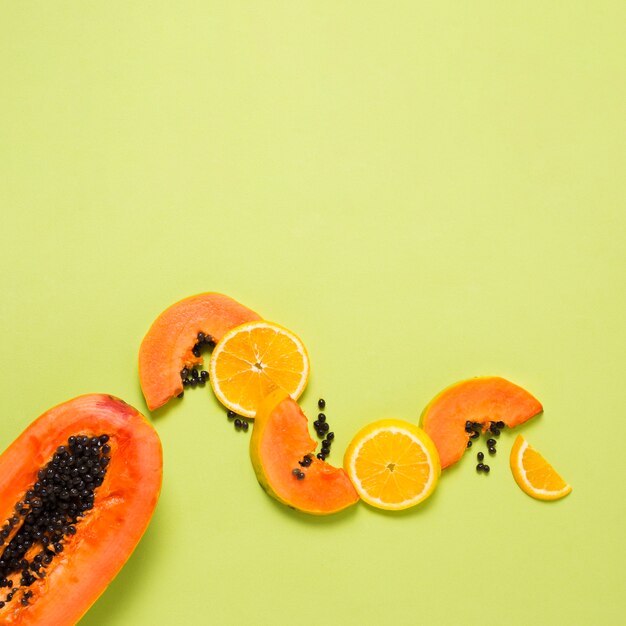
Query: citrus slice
344,419,441,511
209,320,309,418
510,434,572,501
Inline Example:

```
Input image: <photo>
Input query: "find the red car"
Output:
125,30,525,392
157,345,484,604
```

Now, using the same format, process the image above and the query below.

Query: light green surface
1,2,625,625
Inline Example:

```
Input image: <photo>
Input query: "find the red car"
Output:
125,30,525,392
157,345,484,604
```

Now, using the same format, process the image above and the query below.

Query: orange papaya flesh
250,389,359,515
138,292,261,410
0,394,162,625
420,376,543,470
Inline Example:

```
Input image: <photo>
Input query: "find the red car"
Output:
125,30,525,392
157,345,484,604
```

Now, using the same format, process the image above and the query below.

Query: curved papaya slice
139,292,261,410
250,389,359,515
420,376,542,469
0,394,162,625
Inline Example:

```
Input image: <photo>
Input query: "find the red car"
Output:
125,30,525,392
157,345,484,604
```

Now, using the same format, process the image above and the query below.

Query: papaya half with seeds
0,394,162,625
420,376,543,469
139,292,261,411
250,389,359,515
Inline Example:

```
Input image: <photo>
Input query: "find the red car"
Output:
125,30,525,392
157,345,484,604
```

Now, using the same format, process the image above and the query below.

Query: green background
1,2,625,625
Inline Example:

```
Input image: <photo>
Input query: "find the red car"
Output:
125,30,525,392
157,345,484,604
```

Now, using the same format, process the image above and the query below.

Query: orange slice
510,434,572,501
209,321,309,418
344,419,440,511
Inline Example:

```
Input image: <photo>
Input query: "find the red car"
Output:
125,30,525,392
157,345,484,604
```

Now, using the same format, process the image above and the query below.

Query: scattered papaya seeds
464,420,503,474
473,423,504,474
298,455,313,468
226,411,249,432
177,332,214,398
233,418,250,432
291,468,305,480
293,399,333,477
192,332,215,357
313,399,334,460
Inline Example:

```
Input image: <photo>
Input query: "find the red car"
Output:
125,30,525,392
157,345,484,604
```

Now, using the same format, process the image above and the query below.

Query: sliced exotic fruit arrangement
0,289,571,621
0,394,162,625
137,292,570,517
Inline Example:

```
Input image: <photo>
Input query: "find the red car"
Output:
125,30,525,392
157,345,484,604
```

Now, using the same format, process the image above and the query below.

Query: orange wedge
510,434,572,501
344,419,440,511
209,321,309,418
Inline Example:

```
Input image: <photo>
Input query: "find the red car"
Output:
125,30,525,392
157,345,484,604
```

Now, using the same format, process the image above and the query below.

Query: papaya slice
138,292,261,410
420,376,543,469
250,389,359,515
0,394,162,625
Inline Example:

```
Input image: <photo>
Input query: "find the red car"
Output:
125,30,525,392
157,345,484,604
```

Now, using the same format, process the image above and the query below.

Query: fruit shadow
139,388,187,422
77,503,164,625
260,483,359,527
142,383,227,423
513,411,544,436
133,366,188,422
360,474,443,519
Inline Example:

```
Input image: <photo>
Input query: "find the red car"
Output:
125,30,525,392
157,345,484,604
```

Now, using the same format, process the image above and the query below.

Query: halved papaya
0,394,162,625
420,376,543,469
138,292,261,410
250,389,359,515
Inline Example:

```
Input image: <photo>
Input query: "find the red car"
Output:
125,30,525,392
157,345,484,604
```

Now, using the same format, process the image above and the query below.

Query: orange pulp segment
510,434,572,501
344,419,440,511
209,321,309,418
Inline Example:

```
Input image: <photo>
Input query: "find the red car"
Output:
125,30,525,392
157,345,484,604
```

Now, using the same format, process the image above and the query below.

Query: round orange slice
344,419,440,511
209,321,309,418
510,434,572,501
